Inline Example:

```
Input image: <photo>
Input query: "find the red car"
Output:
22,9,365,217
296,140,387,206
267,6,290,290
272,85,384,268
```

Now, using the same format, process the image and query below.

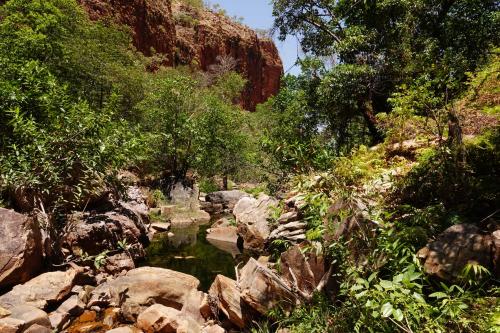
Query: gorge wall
78,0,283,110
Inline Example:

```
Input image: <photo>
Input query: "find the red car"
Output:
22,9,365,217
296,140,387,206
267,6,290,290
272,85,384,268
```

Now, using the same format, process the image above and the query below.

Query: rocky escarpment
78,0,283,111
79,0,177,64
173,2,283,110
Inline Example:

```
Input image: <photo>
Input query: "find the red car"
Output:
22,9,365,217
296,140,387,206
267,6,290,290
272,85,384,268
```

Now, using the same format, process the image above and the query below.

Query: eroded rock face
78,0,283,111
417,224,494,280
208,275,246,328
239,258,297,315
78,0,176,63
63,208,148,260
233,195,278,251
0,208,43,290
173,2,282,111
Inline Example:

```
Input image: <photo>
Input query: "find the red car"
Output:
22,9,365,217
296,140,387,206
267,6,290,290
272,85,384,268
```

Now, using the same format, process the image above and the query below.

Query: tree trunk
361,102,384,145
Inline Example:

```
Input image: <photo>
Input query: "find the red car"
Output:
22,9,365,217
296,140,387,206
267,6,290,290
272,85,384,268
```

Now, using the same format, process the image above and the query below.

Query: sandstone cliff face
79,0,177,64
173,2,283,110
78,0,283,110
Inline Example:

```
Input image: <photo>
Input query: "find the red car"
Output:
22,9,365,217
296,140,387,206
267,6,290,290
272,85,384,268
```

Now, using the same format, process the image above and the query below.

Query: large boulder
89,267,200,321
208,275,246,328
119,185,150,221
137,304,201,333
7,305,51,329
0,208,43,290
0,269,79,310
63,208,148,260
280,245,326,295
239,258,297,315
206,226,239,245
417,224,494,280
205,191,249,212
233,195,278,251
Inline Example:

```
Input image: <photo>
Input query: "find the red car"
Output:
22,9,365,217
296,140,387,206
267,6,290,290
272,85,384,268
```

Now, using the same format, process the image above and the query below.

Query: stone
103,253,135,276
169,183,200,210
417,224,493,280
160,205,177,218
103,307,121,327
202,324,225,333
0,317,25,333
206,226,239,245
48,295,84,330
24,324,52,333
277,211,300,224
106,327,143,333
0,306,10,318
0,208,43,289
88,267,200,321
0,269,79,310
119,186,150,220
280,245,326,295
8,305,50,329
205,191,249,211
137,304,200,333
211,218,232,229
151,222,171,232
239,258,297,315
208,275,245,328
63,210,148,261
233,194,278,251
269,222,306,240
180,290,211,325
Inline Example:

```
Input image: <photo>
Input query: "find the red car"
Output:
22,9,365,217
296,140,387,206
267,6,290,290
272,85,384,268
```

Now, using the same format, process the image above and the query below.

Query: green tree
0,0,144,211
272,0,499,143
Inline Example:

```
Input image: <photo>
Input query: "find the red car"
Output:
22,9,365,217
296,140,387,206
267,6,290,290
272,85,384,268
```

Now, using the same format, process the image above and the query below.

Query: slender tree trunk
360,100,384,145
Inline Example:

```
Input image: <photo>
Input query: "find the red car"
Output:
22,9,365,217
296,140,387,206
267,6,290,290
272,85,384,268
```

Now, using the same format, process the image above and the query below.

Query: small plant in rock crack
117,238,129,251
94,250,109,270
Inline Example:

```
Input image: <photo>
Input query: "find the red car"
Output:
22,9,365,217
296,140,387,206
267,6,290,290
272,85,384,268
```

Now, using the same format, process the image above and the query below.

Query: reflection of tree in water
145,224,250,291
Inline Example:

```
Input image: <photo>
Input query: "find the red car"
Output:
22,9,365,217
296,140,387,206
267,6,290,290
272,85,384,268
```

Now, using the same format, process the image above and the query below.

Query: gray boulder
205,191,249,212
233,195,278,251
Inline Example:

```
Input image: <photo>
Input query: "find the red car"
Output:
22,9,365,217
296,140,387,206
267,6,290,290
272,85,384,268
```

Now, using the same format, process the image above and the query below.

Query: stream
144,219,250,291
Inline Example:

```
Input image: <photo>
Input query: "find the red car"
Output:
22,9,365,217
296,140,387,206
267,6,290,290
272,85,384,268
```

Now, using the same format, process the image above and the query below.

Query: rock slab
0,208,42,290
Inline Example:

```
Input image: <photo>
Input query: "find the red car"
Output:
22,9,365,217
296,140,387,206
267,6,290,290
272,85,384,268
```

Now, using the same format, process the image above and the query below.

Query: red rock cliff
79,0,176,64
78,0,283,110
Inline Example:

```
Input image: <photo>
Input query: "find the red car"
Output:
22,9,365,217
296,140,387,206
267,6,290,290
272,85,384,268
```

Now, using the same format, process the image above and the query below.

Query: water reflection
145,224,250,291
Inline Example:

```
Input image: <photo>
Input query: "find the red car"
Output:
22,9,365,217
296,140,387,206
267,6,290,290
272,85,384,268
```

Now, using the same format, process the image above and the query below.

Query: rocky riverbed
0,180,319,332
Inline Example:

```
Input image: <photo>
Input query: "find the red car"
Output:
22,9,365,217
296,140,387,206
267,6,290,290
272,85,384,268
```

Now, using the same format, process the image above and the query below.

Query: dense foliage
0,0,251,210
264,0,499,175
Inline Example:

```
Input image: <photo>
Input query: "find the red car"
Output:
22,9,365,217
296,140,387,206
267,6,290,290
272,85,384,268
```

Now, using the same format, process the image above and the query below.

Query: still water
145,223,250,291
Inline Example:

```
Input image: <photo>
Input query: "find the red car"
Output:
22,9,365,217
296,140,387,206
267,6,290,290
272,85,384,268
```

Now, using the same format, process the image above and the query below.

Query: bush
0,0,144,211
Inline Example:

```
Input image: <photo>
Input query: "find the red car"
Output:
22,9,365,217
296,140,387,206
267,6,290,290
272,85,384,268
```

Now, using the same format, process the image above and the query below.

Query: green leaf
413,292,426,304
381,302,393,318
429,292,448,299
392,309,404,321
379,280,393,289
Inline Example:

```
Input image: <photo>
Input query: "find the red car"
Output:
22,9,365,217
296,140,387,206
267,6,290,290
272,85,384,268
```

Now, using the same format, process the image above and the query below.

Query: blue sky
212,0,301,75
